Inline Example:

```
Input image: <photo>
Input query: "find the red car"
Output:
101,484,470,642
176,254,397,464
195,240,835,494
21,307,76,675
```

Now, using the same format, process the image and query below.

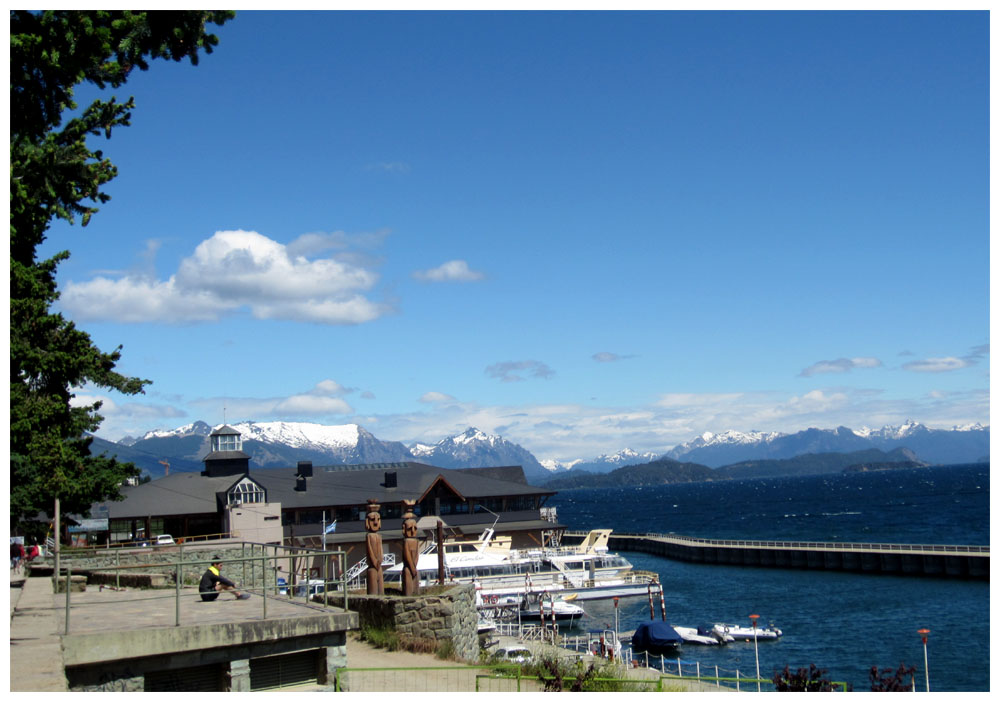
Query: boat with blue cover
630,621,684,654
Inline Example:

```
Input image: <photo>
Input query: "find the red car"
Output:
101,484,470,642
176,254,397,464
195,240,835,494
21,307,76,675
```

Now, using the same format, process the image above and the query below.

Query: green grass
358,623,401,651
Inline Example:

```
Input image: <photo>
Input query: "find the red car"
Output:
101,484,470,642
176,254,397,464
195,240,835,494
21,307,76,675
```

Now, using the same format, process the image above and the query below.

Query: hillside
712,448,926,480
542,448,928,488
542,457,714,489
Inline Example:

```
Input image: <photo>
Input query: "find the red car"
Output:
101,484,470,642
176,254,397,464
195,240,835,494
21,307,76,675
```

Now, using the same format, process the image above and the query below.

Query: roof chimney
384,471,397,489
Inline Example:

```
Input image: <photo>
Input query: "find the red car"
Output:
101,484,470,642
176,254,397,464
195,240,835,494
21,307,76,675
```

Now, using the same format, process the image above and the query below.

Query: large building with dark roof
85,425,563,571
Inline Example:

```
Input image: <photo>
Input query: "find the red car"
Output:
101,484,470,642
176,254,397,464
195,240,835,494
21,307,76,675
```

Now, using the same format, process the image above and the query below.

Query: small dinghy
673,625,722,645
712,622,783,642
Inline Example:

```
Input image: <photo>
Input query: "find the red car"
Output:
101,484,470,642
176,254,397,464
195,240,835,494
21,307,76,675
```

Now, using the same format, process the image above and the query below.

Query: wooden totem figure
364,499,384,595
401,499,420,595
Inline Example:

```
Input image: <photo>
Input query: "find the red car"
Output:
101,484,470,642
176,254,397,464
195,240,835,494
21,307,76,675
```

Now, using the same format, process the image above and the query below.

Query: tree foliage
772,664,841,692
868,663,917,692
10,10,234,526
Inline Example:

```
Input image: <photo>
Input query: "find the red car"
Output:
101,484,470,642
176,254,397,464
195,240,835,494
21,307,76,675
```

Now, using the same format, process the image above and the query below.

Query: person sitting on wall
199,556,250,601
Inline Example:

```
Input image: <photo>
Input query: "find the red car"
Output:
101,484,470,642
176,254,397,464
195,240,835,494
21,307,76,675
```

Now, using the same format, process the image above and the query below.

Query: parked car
492,645,533,664
155,534,175,546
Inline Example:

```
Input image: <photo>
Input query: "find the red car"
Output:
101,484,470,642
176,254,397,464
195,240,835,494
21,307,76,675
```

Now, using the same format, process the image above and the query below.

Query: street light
917,628,930,692
749,614,761,691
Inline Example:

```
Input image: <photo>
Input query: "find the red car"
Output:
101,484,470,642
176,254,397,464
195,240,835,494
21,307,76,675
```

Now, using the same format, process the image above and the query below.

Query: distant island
542,448,928,489
842,461,927,473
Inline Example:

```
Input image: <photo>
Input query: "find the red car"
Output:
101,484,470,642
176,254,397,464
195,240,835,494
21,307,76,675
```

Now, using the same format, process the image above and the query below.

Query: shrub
772,664,841,691
869,663,917,691
525,656,631,692
358,623,400,651
434,638,456,660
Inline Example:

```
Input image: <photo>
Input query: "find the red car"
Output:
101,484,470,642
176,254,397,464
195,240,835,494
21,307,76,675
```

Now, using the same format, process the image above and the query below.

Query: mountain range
541,447,930,490
93,420,988,485
663,421,987,467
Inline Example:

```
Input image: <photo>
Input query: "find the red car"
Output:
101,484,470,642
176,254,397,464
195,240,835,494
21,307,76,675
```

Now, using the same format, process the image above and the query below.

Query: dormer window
213,432,242,452
229,477,265,505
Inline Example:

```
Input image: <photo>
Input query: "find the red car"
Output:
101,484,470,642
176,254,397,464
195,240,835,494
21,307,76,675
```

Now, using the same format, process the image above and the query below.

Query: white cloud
656,392,743,408
592,352,636,363
92,382,989,463
419,391,458,404
485,360,555,382
902,357,970,373
413,260,485,283
273,395,353,415
310,379,351,396
61,229,388,325
799,357,882,377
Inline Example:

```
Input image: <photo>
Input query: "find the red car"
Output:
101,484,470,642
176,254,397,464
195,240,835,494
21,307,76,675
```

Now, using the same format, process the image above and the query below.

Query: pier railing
565,530,989,555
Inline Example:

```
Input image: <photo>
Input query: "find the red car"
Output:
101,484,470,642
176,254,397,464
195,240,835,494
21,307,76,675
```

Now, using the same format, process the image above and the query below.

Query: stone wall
347,584,479,661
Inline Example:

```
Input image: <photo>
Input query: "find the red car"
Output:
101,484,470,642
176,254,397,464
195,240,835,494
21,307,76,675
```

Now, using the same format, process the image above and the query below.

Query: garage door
145,663,223,691
249,649,320,690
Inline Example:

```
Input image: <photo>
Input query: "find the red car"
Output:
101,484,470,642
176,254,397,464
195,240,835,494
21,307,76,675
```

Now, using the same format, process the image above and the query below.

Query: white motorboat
479,591,586,624
712,622,783,642
383,527,658,601
673,625,722,645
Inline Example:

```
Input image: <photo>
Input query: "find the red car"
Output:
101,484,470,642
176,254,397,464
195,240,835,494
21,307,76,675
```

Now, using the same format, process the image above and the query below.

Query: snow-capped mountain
105,418,988,483
409,427,549,482
125,420,412,469
666,422,989,468
553,448,661,475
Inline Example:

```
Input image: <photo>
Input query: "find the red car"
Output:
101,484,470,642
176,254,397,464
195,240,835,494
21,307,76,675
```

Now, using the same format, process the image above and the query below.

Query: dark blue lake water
547,463,989,691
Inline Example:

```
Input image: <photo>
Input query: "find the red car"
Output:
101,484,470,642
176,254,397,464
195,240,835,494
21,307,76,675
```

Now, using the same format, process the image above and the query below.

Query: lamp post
749,614,761,691
917,628,930,692
613,596,620,636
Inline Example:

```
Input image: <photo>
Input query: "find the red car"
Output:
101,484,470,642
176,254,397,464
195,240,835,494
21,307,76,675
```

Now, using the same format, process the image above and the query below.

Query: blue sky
45,10,989,463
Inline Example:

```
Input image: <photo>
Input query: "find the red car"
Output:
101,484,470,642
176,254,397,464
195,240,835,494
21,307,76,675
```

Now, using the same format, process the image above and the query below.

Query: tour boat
382,527,658,601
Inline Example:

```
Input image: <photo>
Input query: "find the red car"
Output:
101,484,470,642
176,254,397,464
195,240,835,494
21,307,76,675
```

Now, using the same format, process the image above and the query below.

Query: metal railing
56,542,349,634
566,530,990,555
63,532,235,552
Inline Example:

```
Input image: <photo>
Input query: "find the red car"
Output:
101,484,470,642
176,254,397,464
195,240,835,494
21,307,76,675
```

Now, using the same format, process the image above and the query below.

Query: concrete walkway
10,572,69,691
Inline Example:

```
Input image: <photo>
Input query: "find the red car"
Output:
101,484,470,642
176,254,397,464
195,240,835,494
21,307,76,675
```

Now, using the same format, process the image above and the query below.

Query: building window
507,496,535,511
213,433,242,452
476,498,504,514
439,497,467,515
229,478,265,505
381,503,401,520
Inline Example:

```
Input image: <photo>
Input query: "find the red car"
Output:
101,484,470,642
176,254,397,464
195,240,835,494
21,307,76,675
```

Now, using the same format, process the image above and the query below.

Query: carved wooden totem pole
364,499,384,595
401,499,420,595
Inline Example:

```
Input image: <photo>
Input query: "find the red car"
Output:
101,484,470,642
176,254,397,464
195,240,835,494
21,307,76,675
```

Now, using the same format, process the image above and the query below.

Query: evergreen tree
10,10,235,526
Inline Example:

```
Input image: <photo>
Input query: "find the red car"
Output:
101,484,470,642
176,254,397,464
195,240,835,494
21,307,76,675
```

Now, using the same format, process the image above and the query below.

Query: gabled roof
93,462,554,519
211,424,241,436
252,462,552,511
94,472,245,518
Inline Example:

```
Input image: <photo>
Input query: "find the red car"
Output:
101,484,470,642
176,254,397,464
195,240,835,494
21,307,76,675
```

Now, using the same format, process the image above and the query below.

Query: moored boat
630,621,684,654
479,591,586,624
712,622,783,641
383,526,658,601
673,625,722,645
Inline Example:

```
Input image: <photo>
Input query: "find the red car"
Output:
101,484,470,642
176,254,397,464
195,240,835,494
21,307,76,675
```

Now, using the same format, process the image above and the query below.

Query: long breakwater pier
569,531,989,580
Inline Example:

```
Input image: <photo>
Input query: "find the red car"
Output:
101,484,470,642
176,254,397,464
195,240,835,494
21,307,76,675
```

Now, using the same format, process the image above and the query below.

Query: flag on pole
325,521,337,534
